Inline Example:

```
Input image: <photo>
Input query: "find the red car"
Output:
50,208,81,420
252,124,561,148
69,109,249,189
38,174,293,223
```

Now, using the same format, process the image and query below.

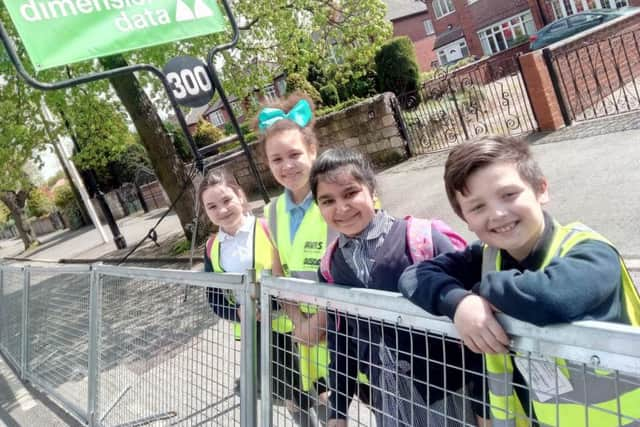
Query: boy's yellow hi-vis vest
481,222,640,427
209,217,293,339
266,195,338,391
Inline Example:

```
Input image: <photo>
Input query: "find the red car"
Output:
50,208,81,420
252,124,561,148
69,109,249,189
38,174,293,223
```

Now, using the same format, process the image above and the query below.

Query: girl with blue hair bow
256,92,334,425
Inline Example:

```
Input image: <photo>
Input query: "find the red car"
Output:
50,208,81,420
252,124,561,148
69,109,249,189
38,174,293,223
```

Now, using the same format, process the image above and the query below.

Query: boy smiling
399,136,640,426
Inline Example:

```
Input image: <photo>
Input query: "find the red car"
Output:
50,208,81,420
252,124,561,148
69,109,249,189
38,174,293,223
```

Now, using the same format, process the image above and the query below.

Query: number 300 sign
163,56,215,108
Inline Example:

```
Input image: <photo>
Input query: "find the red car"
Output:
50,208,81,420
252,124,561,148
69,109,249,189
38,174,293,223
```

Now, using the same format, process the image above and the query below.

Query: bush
194,120,225,148
375,37,420,96
165,121,192,161
109,143,152,184
316,97,363,117
53,183,84,229
27,188,53,218
320,84,339,106
285,73,322,106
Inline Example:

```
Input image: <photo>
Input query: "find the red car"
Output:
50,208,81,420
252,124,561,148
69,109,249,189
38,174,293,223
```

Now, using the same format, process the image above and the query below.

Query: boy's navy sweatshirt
320,218,485,420
399,212,624,326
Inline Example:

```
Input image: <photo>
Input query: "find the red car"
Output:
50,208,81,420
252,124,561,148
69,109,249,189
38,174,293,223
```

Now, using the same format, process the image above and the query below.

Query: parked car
529,7,639,50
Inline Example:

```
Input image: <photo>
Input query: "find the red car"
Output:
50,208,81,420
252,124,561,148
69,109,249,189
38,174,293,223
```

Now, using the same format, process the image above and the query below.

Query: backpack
319,216,466,283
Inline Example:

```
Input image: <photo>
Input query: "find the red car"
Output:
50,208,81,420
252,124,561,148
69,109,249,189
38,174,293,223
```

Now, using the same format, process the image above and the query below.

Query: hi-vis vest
266,195,337,391
482,222,640,427
209,217,293,338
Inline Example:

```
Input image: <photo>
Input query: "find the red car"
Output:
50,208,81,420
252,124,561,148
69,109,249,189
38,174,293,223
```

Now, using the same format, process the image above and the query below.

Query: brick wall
392,11,431,42
218,93,409,196
423,42,530,96
392,12,438,71
548,11,640,120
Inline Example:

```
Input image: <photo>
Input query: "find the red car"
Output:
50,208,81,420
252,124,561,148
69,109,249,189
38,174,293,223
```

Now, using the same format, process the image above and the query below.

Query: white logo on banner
176,0,212,22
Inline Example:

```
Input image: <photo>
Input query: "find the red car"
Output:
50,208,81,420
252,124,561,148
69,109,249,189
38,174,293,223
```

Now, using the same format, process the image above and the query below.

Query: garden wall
219,93,410,196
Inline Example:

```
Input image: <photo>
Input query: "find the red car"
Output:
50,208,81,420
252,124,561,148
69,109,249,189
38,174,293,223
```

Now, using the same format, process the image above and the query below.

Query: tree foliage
0,68,46,248
194,120,224,148
27,187,53,218
375,37,420,96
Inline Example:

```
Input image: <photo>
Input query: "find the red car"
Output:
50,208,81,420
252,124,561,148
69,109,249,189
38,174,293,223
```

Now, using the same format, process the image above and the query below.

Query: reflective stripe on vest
266,195,334,389
210,218,293,336
266,195,338,313
482,222,640,427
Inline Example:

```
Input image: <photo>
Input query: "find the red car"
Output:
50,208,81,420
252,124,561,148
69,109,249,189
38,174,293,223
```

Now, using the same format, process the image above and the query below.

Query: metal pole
40,102,110,244
260,272,273,427
87,265,102,426
20,266,30,380
207,0,270,204
241,268,258,427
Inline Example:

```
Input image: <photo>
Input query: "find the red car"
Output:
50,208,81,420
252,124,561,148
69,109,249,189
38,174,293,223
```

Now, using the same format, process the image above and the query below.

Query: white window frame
209,110,225,127
437,38,470,66
264,84,278,103
424,19,435,35
433,0,455,19
477,11,535,56
231,100,243,117
549,0,628,20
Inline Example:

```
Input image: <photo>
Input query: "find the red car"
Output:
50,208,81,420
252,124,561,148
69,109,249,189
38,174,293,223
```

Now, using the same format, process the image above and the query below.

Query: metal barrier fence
0,263,249,426
260,276,640,427
1,263,639,426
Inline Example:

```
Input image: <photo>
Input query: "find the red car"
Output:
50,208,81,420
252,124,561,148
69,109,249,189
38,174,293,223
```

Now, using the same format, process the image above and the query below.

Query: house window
433,0,455,19
424,19,435,35
231,101,243,117
478,11,535,55
437,38,470,66
209,110,225,127
550,0,628,19
264,85,278,103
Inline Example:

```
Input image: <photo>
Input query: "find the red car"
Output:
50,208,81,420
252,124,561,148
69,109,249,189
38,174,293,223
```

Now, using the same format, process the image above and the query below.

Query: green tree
27,187,53,218
375,37,420,96
193,120,224,148
0,72,45,249
1,0,392,244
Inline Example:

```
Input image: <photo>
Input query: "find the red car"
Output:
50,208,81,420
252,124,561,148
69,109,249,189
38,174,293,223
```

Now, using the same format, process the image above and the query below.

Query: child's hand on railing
453,294,509,354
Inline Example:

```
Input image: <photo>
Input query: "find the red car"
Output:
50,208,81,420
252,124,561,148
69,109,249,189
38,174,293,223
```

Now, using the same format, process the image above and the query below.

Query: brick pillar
518,51,566,131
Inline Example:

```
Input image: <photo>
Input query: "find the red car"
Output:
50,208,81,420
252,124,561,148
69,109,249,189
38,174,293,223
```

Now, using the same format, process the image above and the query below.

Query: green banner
3,0,226,70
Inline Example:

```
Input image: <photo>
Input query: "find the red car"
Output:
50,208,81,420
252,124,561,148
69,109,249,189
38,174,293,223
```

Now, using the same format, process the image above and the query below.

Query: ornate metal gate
398,54,538,155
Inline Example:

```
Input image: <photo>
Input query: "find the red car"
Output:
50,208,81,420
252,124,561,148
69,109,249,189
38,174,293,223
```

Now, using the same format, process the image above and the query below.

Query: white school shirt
217,215,255,274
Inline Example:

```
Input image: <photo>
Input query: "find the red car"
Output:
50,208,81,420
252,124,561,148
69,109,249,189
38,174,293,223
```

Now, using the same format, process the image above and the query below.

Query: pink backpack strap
257,217,276,248
319,237,339,283
404,216,434,263
431,219,467,251
404,216,467,263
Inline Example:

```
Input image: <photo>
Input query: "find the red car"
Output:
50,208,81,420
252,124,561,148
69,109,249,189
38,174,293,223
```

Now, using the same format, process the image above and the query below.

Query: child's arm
475,240,621,326
399,243,509,353
399,243,483,318
204,247,238,321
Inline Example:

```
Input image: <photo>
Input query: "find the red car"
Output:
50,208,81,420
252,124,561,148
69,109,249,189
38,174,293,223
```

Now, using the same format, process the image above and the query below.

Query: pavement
1,111,640,425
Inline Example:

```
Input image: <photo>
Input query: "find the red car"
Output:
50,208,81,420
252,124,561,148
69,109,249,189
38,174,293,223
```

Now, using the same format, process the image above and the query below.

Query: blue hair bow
258,99,312,131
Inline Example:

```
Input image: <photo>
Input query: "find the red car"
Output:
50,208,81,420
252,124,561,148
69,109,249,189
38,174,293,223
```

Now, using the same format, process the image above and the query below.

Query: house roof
433,27,465,49
383,0,427,21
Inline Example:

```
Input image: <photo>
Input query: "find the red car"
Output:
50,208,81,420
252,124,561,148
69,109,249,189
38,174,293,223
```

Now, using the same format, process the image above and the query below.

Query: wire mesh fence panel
0,266,24,372
261,277,640,427
262,296,484,427
27,267,91,420
96,268,244,427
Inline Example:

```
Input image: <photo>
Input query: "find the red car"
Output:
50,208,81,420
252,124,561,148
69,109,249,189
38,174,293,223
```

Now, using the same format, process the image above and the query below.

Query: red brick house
425,0,537,65
527,0,640,28
384,0,438,70
186,75,287,133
